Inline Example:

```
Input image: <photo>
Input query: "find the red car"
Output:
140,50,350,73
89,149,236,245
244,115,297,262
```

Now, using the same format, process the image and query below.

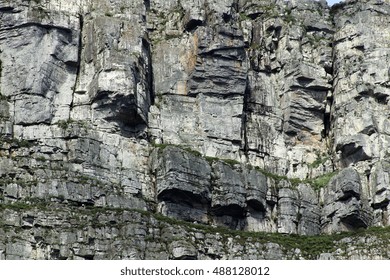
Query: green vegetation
182,147,202,157
149,4,185,40
205,156,241,166
138,211,390,258
56,119,88,130
151,142,171,150
249,42,261,51
35,156,47,162
254,166,290,182
171,4,185,18
0,95,9,101
151,143,337,189
239,12,251,21
221,158,241,166
16,139,33,148
205,156,219,163
317,6,323,17
1,197,389,259
151,142,202,157
254,167,337,190
310,172,337,190
0,136,34,148
263,4,278,18
307,33,327,47
0,202,29,211
0,178,38,188
284,8,296,24
165,33,182,40
56,119,74,130
309,152,330,168
0,93,2,101
0,198,49,211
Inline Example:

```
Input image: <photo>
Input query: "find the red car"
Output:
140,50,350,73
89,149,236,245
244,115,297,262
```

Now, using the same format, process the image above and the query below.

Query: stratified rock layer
1,0,390,259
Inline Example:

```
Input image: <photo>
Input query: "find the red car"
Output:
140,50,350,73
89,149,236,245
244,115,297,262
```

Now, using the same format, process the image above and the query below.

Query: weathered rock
169,240,197,260
1,0,390,260
75,15,152,129
297,184,321,236
187,25,247,97
0,3,79,124
155,147,211,199
331,0,390,168
0,205,388,260
370,160,390,226
241,0,334,177
244,168,268,211
322,168,373,233
277,187,299,234
211,161,246,226
154,146,211,223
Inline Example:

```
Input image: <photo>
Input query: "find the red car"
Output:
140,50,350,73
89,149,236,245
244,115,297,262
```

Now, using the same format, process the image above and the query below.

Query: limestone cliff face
1,0,390,259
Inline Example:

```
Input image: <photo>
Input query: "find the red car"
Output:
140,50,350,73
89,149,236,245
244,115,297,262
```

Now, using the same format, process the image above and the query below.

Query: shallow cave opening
158,189,209,207
340,214,368,230
184,19,203,32
211,204,246,218
247,199,266,212
222,13,232,23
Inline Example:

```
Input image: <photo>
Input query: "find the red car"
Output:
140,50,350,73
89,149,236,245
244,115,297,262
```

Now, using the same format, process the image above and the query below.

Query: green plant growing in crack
309,152,330,169
0,95,9,101
0,136,34,148
150,142,337,191
284,8,296,24
309,171,337,190
56,119,88,130
56,119,74,130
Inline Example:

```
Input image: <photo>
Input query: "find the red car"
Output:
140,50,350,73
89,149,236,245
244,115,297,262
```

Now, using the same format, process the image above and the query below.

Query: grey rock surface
1,0,390,259
322,168,372,233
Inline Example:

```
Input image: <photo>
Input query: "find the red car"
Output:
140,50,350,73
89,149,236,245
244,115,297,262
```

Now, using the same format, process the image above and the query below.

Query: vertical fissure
144,0,150,11
142,38,155,107
241,78,250,154
70,13,84,112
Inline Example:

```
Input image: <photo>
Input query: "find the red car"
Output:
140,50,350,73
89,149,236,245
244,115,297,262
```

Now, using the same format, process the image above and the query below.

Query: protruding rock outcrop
322,168,373,233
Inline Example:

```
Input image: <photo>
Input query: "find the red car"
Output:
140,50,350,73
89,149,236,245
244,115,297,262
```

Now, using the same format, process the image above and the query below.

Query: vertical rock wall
331,0,390,229
1,0,390,259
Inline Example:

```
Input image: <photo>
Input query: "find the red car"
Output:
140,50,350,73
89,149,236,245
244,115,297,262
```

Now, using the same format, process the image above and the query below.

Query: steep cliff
1,0,390,259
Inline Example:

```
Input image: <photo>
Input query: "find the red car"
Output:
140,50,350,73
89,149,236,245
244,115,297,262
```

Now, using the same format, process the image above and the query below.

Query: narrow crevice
324,5,338,167
0,6,16,13
142,37,155,106
319,6,335,142
144,0,150,11
70,13,84,111
232,0,239,14
241,78,250,154
323,94,332,137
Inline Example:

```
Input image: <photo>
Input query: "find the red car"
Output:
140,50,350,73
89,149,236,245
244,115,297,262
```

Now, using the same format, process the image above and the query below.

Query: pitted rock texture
1,205,390,260
1,0,390,259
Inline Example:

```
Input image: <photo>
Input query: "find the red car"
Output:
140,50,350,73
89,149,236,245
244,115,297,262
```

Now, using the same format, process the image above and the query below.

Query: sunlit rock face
1,0,390,259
